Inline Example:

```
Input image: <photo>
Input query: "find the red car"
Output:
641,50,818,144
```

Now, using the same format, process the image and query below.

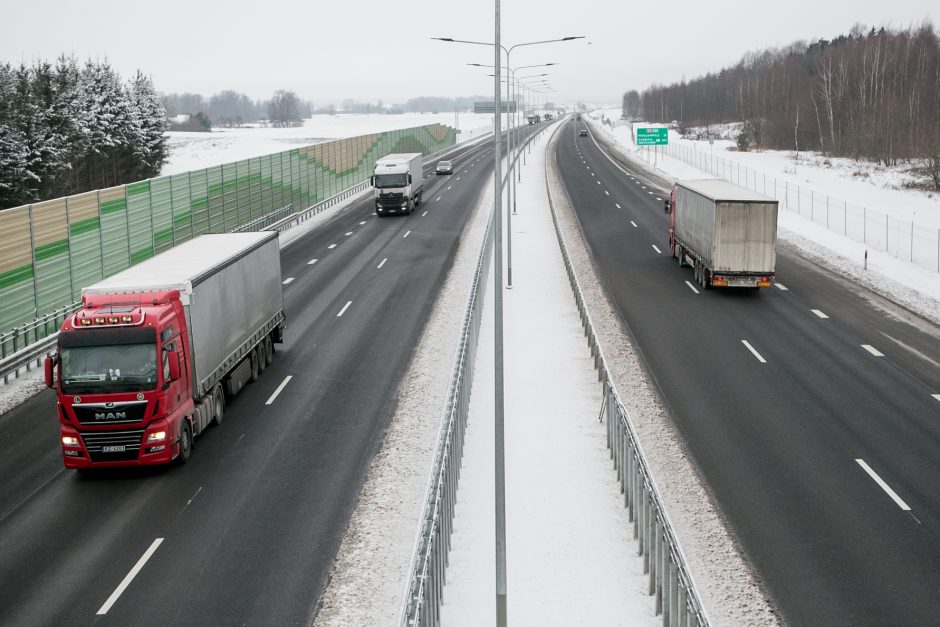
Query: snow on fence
662,143,940,273
546,124,710,626
0,124,457,338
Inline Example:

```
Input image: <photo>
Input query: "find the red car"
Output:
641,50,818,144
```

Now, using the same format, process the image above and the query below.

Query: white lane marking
336,301,352,317
403,230,412,239
307,258,318,265
855,459,911,511
774,283,789,291
742,340,767,363
656,197,663,201
282,277,295,285
615,203,621,209
651,244,661,254
97,539,164,615
456,176,461,181
630,221,638,227
265,375,293,405
435,196,441,202
377,258,387,269
811,309,829,319
604,190,610,196
422,211,428,217
635,181,641,185
328,244,337,249
359,221,367,225
345,232,353,237
932,394,940,403
447,186,452,190
862,344,884,357
647,191,654,195
186,486,203,507
685,281,700,294
641,185,647,189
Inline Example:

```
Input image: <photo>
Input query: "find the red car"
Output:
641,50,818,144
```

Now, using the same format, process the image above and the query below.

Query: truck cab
50,291,192,468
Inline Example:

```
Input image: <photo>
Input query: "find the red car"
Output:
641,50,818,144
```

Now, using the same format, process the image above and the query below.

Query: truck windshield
374,173,408,188
60,343,158,395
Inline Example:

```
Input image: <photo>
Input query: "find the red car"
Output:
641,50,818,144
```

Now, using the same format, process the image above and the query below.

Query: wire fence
660,142,940,272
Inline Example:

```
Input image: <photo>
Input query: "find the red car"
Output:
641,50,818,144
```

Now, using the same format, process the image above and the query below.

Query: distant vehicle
46,232,286,468
544,113,554,121
579,129,588,137
371,153,424,216
576,114,582,121
527,114,541,125
435,160,453,175
666,179,778,289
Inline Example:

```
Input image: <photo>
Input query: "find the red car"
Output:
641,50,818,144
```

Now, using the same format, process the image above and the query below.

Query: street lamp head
431,37,455,42
562,36,586,41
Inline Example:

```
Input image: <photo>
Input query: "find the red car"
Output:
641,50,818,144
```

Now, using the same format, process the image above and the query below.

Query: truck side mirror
44,355,55,388
664,200,671,214
370,176,376,187
168,352,181,382
406,174,412,185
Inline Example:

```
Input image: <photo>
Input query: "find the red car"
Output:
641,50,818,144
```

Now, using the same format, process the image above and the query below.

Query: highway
0,132,525,626
555,119,940,625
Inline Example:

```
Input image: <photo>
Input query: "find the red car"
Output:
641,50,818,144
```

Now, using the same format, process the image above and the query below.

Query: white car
435,160,453,175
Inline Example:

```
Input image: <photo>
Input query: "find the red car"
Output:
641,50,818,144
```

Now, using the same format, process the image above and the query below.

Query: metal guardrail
0,137,491,386
398,122,549,626
0,305,75,384
545,121,709,626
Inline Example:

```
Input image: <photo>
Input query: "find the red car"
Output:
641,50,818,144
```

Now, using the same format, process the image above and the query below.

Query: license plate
102,445,126,453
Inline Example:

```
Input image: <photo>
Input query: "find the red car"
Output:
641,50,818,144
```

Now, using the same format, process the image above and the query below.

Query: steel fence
399,125,543,627
548,124,710,626
661,143,940,272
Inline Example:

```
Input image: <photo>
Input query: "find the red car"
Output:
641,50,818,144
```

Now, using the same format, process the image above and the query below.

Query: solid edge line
97,538,164,615
265,375,293,405
742,340,767,363
855,459,911,511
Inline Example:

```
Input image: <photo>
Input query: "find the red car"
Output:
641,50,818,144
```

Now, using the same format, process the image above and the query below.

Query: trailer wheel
212,384,225,426
176,419,192,465
250,347,260,382
264,335,274,366
256,343,266,375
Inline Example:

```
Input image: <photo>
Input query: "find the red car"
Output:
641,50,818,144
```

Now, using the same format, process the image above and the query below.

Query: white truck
371,153,424,216
666,179,778,289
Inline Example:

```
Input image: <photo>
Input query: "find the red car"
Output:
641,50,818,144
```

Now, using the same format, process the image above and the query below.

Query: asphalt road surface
556,119,940,626
0,128,537,627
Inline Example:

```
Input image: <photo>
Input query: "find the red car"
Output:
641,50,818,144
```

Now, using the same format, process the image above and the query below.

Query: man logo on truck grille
95,411,127,421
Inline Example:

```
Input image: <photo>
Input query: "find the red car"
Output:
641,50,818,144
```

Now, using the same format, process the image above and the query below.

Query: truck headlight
62,435,80,446
147,430,167,443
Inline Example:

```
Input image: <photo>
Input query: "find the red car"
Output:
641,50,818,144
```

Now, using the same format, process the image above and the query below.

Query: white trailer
666,179,778,289
371,153,424,216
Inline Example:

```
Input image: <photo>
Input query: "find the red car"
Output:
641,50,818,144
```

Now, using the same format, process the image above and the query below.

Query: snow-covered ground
163,112,499,175
589,109,940,323
439,125,657,625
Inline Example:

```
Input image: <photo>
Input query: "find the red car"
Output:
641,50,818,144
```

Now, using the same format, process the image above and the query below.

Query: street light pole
491,2,507,625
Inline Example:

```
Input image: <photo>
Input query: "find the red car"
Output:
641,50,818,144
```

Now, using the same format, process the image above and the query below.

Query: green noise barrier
0,123,456,334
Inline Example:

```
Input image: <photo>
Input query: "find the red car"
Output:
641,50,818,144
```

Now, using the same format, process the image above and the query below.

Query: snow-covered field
162,112,498,175
589,109,940,322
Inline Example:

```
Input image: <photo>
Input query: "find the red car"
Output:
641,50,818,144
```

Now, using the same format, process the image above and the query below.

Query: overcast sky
1,0,936,107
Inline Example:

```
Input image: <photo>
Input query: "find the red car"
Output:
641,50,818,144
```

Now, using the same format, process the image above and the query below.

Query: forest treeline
0,57,168,210
623,23,940,187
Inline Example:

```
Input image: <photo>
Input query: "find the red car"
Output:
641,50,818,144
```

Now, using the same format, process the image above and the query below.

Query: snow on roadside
547,123,782,625
440,123,658,625
586,112,940,325
312,158,494,626
0,368,46,417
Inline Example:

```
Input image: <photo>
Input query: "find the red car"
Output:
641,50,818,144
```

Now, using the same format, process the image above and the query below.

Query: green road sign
636,126,668,145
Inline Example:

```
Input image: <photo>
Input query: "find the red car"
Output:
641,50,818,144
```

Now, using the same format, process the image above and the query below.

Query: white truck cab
371,153,424,216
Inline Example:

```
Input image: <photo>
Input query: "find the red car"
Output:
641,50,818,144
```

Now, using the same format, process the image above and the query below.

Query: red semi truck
44,232,286,468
